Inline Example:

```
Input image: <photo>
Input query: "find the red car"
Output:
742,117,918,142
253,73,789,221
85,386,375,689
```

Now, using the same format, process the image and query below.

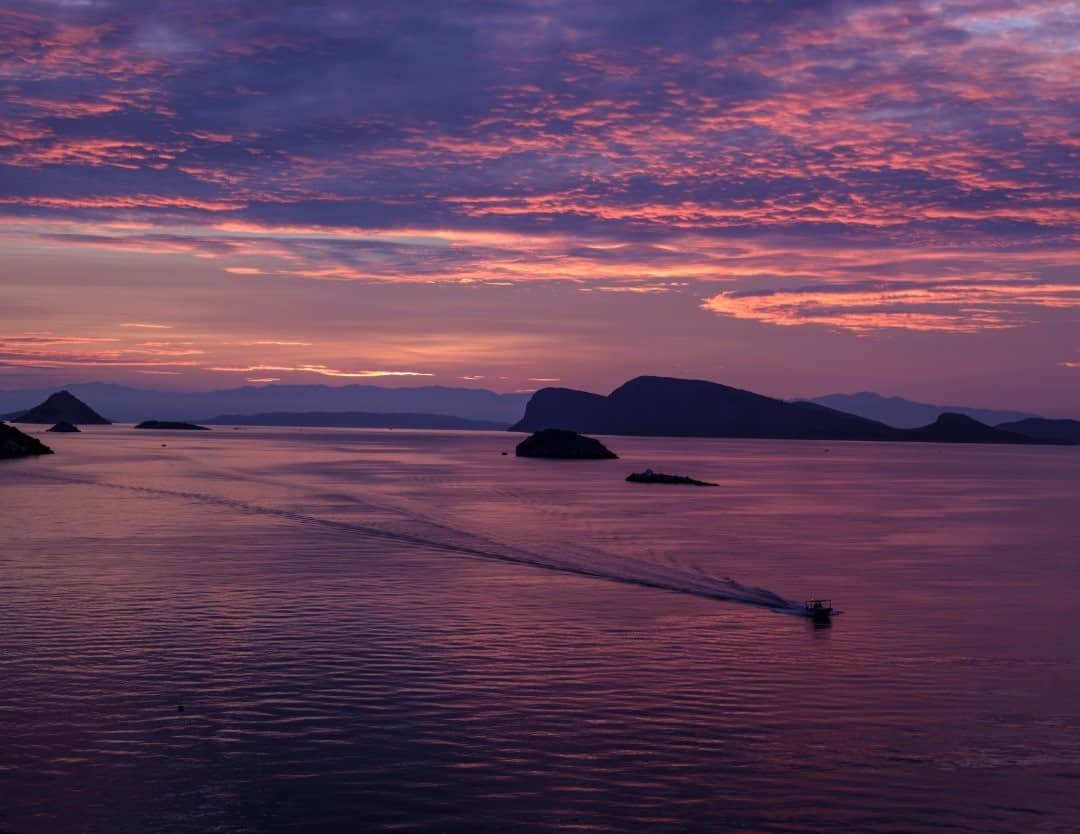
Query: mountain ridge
0,382,529,424
513,376,898,440
202,411,507,430
808,391,1040,429
511,376,1072,446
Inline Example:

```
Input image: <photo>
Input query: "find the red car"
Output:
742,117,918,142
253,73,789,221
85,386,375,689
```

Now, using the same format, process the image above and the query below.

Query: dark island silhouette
135,421,210,431
8,390,111,425
1,422,54,459
627,469,717,486
47,421,80,433
516,429,618,459
511,376,1075,446
203,411,506,430
995,418,1080,444
903,413,1051,444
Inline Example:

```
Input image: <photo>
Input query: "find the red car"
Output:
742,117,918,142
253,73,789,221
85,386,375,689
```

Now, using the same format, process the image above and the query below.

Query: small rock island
1,422,54,459
626,469,717,486
135,421,210,431
515,428,618,459
47,421,80,433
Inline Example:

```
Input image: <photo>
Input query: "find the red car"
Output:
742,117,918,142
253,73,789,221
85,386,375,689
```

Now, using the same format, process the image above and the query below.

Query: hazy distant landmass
808,392,1039,429
995,418,1080,443
8,391,111,425
512,376,1072,445
0,383,529,425
204,411,507,430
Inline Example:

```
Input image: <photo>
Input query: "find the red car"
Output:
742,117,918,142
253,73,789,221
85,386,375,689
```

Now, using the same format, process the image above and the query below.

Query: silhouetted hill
203,411,506,430
0,383,528,424
905,413,1063,444
996,418,1080,443
808,392,1038,429
47,421,80,433
9,391,111,425
1,423,53,459
513,376,899,440
511,377,1072,446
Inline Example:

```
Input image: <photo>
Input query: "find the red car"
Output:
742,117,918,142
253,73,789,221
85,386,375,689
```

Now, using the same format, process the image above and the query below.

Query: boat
804,599,834,623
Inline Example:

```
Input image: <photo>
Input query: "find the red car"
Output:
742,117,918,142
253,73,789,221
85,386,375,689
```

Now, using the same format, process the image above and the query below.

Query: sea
2,426,1079,833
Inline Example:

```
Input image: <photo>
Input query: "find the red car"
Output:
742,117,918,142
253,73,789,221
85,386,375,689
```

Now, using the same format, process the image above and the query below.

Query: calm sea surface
2,427,1079,833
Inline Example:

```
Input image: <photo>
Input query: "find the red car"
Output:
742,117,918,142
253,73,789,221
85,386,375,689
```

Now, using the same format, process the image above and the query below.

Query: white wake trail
22,472,809,617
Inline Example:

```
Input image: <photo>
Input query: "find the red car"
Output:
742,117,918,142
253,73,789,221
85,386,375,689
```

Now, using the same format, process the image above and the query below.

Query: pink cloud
703,281,1080,333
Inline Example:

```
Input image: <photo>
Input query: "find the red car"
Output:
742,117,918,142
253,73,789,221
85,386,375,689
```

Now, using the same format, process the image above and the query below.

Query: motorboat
804,599,834,623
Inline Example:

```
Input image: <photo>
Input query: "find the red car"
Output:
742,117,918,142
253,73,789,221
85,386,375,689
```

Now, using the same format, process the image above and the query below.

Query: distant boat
804,599,834,623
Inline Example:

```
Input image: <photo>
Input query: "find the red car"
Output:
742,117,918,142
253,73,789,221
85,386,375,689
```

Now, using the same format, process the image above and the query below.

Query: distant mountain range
807,392,1039,429
204,411,506,430
2,380,1076,444
0,382,529,425
511,376,1073,445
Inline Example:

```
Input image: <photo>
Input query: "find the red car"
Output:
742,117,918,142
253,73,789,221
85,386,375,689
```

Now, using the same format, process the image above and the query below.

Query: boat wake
21,471,808,617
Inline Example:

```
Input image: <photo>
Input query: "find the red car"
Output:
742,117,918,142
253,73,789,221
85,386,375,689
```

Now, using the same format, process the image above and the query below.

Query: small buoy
176,704,184,712
500,451,508,455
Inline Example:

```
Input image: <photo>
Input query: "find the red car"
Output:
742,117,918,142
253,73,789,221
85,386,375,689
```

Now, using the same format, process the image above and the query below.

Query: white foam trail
21,472,810,617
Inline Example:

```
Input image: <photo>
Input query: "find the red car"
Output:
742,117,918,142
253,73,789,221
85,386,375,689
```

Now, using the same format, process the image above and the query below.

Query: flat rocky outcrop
1,422,54,459
515,429,617,459
626,469,717,486
135,421,210,430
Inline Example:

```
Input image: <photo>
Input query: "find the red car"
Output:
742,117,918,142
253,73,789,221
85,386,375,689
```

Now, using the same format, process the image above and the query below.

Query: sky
1,0,1078,413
